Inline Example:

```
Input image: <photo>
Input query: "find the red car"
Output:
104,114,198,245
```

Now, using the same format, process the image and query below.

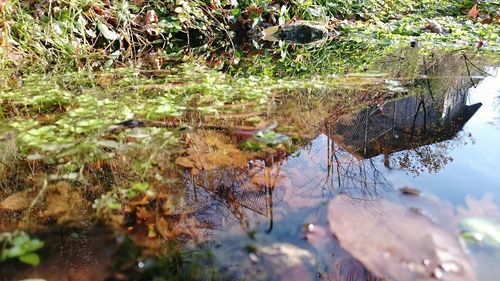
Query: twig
463,53,477,88
199,6,235,59
462,53,495,77
25,177,49,224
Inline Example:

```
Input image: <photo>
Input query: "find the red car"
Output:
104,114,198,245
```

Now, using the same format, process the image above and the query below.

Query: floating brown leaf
175,156,195,168
399,186,421,196
328,195,475,281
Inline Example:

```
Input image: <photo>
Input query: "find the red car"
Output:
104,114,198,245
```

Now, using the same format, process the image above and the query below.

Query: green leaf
19,253,40,266
23,239,44,252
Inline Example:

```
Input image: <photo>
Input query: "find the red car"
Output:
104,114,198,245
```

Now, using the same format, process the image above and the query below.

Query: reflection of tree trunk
411,98,427,136
383,154,391,169
327,124,332,178
332,141,342,190
266,186,273,233
321,135,388,199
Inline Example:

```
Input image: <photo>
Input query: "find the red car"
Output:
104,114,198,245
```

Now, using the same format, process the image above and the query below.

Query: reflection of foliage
394,142,453,176
93,182,151,211
0,231,44,266
241,129,291,151
390,133,472,176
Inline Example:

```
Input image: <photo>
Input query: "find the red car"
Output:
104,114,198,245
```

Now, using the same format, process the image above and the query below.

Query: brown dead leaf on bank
468,4,479,20
328,195,475,281
0,190,31,211
136,206,153,221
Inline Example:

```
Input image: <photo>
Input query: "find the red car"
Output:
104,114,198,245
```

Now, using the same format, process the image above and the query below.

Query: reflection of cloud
457,193,500,220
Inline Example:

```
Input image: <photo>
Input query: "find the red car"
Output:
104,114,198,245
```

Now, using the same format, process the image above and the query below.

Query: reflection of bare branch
179,162,287,232
311,138,389,200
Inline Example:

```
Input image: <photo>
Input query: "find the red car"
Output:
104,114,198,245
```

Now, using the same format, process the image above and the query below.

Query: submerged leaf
328,195,475,281
43,183,86,224
18,253,40,266
0,190,31,211
399,186,421,196
459,217,500,248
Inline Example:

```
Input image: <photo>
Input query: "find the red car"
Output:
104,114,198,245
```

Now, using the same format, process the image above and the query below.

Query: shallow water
183,68,500,280
386,69,500,204
1,56,499,281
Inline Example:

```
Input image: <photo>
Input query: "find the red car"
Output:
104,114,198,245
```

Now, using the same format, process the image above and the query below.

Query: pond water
1,54,499,281
190,67,500,281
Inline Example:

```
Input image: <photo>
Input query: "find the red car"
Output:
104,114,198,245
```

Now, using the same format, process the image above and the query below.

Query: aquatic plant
0,231,44,266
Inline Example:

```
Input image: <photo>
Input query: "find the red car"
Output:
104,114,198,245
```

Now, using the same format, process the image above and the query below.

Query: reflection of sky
211,69,500,280
211,68,500,229
241,68,500,222
385,68,500,204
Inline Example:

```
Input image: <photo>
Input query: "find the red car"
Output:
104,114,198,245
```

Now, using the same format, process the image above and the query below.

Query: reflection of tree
390,141,453,176
321,132,389,199
327,65,482,176
180,162,286,232
385,123,474,176
176,132,392,235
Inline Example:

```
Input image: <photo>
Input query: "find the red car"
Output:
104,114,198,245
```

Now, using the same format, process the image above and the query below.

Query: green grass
1,0,498,74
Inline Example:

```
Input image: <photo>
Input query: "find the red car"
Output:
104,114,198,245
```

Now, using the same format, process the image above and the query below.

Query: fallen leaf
468,4,479,20
156,217,170,239
262,25,279,37
0,190,31,211
175,157,195,168
43,183,87,224
179,131,253,171
480,18,492,25
136,206,153,221
328,195,475,281
144,10,158,25
424,20,449,34
399,186,421,196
